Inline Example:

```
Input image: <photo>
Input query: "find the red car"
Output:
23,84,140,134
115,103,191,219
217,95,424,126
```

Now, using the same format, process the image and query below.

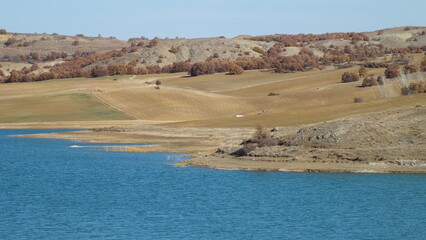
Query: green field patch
0,93,134,123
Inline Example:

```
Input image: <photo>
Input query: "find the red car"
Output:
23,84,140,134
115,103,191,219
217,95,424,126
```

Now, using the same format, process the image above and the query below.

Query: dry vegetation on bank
1,27,426,173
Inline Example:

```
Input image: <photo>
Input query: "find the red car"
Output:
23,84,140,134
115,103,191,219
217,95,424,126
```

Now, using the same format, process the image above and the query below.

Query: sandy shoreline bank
3,105,425,174
180,156,426,174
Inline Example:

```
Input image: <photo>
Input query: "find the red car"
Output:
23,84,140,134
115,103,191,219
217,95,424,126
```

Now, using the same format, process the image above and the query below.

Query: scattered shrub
248,32,369,46
91,65,109,77
72,40,79,46
364,62,388,68
169,46,179,54
251,125,277,147
232,143,256,157
228,63,244,75
362,75,378,87
421,59,426,72
137,67,148,75
377,75,385,85
137,41,145,47
268,92,279,96
377,30,384,35
252,46,265,55
4,38,17,46
359,66,367,77
233,125,278,156
170,60,192,73
0,29,6,34
30,64,39,72
354,97,363,103
108,64,128,76
148,38,158,48
403,65,418,74
384,64,400,78
401,81,426,95
189,62,208,76
212,53,219,58
341,72,359,83
155,80,161,85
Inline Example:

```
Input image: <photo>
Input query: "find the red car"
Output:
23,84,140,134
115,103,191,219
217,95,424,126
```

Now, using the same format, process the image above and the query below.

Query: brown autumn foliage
8,70,24,83
21,67,31,74
137,41,145,46
249,32,369,46
30,64,39,72
421,59,426,72
136,66,148,75
232,125,277,156
401,81,426,95
227,63,244,75
403,65,418,74
249,125,277,147
1,33,425,84
384,64,400,78
169,60,192,73
4,38,17,46
341,72,359,83
44,51,67,61
146,65,161,74
30,52,40,61
148,38,158,48
364,62,388,68
91,65,109,77
107,64,128,76
362,75,378,87
359,66,367,77
189,62,208,76
274,50,318,73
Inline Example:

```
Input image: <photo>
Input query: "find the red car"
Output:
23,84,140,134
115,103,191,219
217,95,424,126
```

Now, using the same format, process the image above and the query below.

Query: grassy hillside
0,93,134,123
0,61,423,126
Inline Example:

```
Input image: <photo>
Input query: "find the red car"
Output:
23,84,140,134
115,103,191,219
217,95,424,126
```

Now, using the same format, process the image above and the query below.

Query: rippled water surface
1,129,425,239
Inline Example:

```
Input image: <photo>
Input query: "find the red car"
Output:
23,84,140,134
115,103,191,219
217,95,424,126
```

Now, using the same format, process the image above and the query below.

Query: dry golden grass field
0,62,425,128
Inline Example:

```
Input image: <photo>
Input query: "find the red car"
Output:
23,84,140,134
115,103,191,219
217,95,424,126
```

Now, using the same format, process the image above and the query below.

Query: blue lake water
0,129,425,240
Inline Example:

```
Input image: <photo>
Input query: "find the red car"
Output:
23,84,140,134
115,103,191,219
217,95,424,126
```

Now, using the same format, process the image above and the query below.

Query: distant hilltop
0,26,425,83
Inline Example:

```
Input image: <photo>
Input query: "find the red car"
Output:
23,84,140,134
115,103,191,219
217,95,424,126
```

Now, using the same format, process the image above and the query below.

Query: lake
0,129,425,239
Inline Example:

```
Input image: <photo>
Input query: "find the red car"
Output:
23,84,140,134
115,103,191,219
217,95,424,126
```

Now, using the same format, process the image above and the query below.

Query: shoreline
4,129,425,175
2,105,425,175
179,156,426,174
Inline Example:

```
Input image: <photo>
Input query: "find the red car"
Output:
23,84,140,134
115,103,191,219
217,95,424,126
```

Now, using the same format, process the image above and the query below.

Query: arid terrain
0,27,425,173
